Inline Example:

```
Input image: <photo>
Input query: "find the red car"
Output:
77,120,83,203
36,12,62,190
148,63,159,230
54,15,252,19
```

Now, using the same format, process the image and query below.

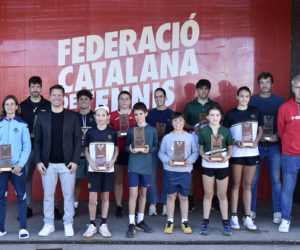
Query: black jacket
34,109,81,167
20,96,51,135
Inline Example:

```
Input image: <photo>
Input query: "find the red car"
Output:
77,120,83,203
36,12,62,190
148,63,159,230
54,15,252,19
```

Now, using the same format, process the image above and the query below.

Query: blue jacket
0,116,31,167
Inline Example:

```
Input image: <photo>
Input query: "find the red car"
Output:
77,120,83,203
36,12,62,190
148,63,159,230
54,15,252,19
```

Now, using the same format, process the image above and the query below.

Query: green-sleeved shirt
183,98,223,126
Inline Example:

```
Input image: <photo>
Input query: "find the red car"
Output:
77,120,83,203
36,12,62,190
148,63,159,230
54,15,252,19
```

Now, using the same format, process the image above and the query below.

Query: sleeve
277,105,285,139
158,136,170,164
149,128,159,153
183,103,190,123
33,115,43,164
226,129,234,146
71,114,81,165
257,109,264,126
198,131,205,146
17,123,31,167
113,129,119,146
187,135,199,164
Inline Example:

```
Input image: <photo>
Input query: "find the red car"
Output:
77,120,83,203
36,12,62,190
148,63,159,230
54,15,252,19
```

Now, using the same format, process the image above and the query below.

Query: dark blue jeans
251,144,281,213
0,167,27,232
147,153,167,204
281,155,300,221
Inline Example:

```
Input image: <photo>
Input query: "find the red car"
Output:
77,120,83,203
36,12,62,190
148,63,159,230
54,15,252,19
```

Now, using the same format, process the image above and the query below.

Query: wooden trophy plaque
242,122,253,147
119,114,129,137
263,115,274,141
95,143,107,170
0,145,12,172
173,141,185,166
210,135,223,162
156,122,166,143
134,127,146,152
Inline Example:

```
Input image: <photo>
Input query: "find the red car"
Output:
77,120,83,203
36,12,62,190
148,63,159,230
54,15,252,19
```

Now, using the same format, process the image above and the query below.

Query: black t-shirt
50,111,64,163
83,126,118,147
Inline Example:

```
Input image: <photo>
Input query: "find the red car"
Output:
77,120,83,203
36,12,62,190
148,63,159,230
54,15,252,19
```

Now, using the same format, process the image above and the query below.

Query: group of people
0,72,299,240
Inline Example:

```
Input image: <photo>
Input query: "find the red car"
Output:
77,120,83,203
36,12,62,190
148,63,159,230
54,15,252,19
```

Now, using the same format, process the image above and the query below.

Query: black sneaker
212,195,220,213
188,196,195,213
54,207,63,220
115,205,123,218
126,224,136,238
136,220,153,233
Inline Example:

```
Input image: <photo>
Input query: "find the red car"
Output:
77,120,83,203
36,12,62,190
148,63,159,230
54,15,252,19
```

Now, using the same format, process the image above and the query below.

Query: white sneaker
230,215,240,230
39,224,55,237
83,224,97,238
250,211,256,219
64,224,74,237
0,231,7,237
273,212,282,224
19,229,29,239
243,216,257,230
278,219,290,233
99,224,111,238
162,205,167,216
149,204,157,216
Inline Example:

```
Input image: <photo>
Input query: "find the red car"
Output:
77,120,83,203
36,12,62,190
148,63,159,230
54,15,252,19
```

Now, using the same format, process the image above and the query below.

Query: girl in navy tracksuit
0,95,31,239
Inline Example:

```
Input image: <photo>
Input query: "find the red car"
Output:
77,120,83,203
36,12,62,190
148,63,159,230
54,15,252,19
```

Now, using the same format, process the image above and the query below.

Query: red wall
0,0,291,200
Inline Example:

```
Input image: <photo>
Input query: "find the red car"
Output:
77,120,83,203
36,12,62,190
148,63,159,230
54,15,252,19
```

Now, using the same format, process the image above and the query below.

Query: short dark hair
237,86,251,96
171,112,184,122
76,89,93,100
196,79,211,89
133,102,147,113
28,76,42,87
154,87,166,97
1,95,21,116
50,85,65,95
257,72,274,84
118,91,131,100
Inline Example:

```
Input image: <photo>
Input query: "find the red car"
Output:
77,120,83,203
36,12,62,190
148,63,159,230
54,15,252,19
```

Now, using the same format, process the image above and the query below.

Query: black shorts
115,151,130,165
202,167,229,180
230,156,260,166
88,172,114,192
192,156,202,170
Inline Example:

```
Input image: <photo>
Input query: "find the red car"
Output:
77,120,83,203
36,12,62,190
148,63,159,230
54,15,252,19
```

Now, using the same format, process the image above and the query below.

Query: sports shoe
64,224,74,237
39,224,55,237
222,220,232,236
0,231,7,237
188,196,195,213
200,221,209,235
83,224,97,238
136,220,153,233
115,205,123,218
54,207,62,220
99,224,112,238
126,224,136,238
273,212,282,224
162,205,167,216
164,221,174,234
19,229,29,239
230,215,240,230
250,211,256,219
278,219,290,233
181,221,192,234
149,204,157,216
212,195,220,213
243,216,257,230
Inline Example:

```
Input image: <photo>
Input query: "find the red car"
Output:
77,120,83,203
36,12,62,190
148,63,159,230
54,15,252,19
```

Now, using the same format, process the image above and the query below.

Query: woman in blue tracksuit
0,95,31,239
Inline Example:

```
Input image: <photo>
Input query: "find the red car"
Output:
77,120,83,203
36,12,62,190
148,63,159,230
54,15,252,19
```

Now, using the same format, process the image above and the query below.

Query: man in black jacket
34,85,81,237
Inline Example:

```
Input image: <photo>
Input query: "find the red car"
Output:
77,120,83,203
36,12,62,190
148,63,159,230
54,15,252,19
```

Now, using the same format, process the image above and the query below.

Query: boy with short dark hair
158,112,199,234
125,102,158,238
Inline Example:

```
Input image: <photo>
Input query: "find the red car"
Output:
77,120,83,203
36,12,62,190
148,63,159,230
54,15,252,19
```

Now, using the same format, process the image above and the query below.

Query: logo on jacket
292,116,300,120
108,134,112,140
251,114,256,119
13,128,19,134
89,117,94,122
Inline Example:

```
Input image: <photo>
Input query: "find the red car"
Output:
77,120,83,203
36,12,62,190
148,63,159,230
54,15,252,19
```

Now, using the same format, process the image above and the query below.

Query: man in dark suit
34,85,81,237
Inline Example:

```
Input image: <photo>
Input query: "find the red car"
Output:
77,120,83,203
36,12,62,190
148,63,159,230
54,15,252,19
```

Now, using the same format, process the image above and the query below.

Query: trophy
199,113,208,129
210,135,223,162
156,122,166,143
134,127,146,152
0,145,12,172
89,142,115,171
242,122,253,147
119,114,129,137
263,115,274,141
95,143,107,170
173,141,185,166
